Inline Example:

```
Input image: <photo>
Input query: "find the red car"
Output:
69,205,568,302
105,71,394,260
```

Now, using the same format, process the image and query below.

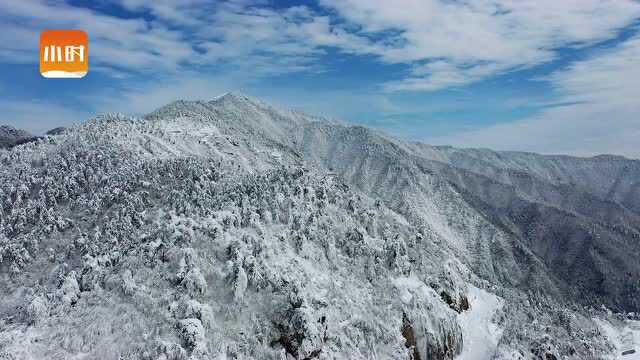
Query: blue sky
1,0,640,158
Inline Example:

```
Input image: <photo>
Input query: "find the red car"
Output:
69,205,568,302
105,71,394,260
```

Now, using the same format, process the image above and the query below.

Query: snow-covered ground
455,286,504,360
1,93,637,359
597,318,640,359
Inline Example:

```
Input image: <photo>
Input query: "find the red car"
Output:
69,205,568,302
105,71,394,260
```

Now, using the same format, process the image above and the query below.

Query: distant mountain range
0,125,70,149
0,125,40,149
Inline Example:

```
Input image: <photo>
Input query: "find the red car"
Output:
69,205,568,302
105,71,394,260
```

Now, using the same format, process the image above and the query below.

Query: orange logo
40,29,88,78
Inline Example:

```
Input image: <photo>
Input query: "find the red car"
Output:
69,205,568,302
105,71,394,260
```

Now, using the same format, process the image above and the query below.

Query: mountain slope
253,106,640,312
0,94,637,359
0,113,467,359
0,125,40,149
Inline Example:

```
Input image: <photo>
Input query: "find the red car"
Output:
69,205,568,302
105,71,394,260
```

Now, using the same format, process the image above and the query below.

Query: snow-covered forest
1,94,638,359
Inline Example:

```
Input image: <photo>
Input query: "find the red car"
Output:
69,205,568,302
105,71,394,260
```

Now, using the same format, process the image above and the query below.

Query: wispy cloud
425,33,640,158
0,0,335,77
320,0,640,91
2,0,639,86
0,1,195,73
384,61,510,92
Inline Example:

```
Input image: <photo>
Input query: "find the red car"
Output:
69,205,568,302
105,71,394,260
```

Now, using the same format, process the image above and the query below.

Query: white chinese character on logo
43,45,85,62
65,45,85,62
43,45,61,62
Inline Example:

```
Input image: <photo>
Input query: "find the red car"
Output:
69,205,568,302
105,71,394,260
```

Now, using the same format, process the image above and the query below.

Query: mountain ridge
65,94,640,312
108,93,640,311
0,125,41,149
1,93,638,359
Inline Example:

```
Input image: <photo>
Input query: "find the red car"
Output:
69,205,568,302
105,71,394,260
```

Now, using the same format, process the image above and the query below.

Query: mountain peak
212,91,246,100
209,91,265,107
144,92,272,121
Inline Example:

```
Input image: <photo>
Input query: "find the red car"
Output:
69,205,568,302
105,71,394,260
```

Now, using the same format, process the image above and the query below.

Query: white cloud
0,0,339,77
320,0,640,91
384,61,510,91
3,0,638,88
117,0,211,27
425,34,640,158
0,1,196,73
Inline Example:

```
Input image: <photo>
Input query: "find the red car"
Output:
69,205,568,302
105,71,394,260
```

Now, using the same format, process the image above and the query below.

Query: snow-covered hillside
0,125,40,149
1,93,638,359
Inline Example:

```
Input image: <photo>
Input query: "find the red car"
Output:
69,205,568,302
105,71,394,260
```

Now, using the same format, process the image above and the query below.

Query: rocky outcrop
394,277,464,360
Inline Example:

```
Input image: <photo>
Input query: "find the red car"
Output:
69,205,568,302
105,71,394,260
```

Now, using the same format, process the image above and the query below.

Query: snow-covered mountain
0,125,40,149
1,93,638,359
45,127,68,136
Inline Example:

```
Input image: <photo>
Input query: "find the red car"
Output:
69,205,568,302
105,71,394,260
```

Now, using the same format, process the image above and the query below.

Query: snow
597,319,640,360
392,276,427,305
177,318,206,350
455,286,504,360
0,93,637,359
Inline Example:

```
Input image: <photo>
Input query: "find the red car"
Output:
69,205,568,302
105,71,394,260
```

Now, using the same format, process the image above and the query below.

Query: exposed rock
394,277,464,360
